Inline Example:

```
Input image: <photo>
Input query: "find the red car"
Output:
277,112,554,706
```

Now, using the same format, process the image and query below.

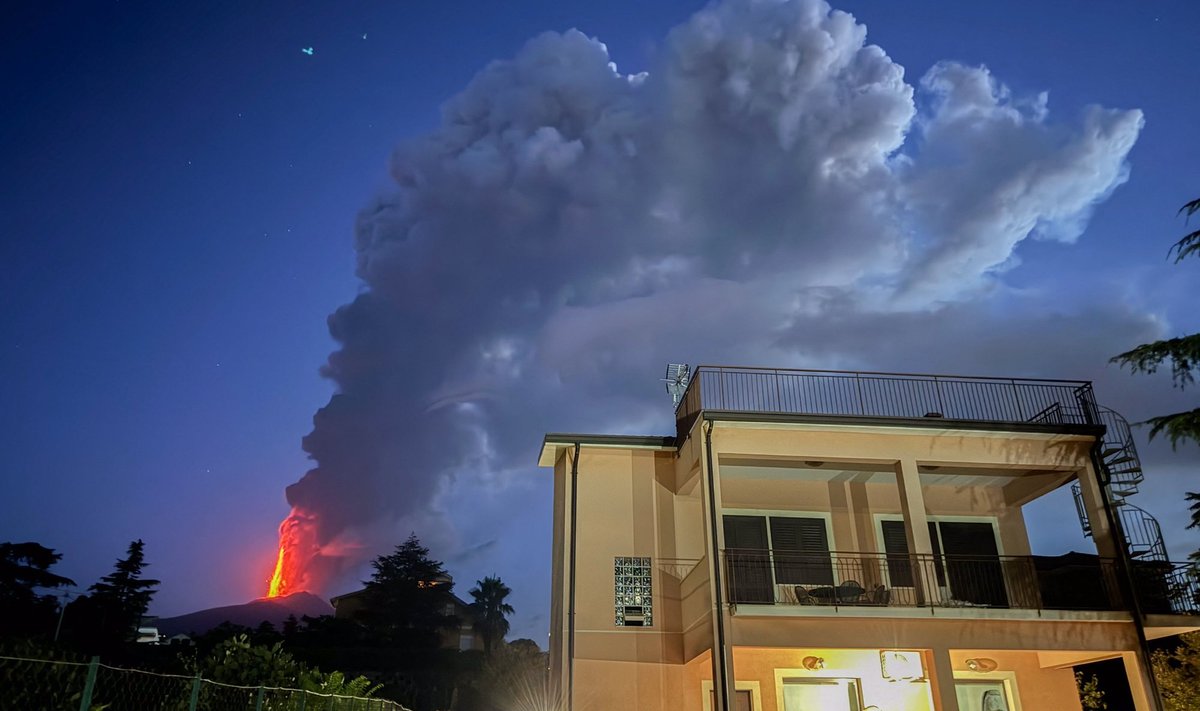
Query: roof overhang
538,433,677,467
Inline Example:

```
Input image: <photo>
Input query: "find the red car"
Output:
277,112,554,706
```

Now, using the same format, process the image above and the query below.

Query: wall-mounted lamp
801,656,825,670
965,657,998,672
880,650,924,681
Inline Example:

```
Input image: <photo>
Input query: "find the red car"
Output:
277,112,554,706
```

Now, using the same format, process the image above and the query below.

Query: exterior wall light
801,656,825,670
965,657,998,672
880,650,924,681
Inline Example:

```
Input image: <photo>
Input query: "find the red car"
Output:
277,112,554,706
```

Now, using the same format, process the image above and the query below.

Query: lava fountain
265,507,318,598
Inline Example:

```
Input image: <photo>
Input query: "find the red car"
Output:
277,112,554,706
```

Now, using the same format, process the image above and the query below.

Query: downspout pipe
1090,443,1164,711
703,420,732,711
567,442,580,711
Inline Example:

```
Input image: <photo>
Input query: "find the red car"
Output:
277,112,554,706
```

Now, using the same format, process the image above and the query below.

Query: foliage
469,576,514,655
0,541,75,639
186,633,304,687
1075,671,1107,710
358,534,459,648
300,668,383,699
459,639,552,711
0,640,96,710
86,539,161,646
1152,632,1200,711
1170,197,1200,263
1111,195,1200,562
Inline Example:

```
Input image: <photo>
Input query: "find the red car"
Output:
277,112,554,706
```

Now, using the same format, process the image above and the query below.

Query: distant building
330,573,484,652
541,364,1200,711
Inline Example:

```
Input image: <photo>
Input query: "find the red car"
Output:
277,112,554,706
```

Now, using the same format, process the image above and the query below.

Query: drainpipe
703,420,732,711
567,442,580,711
1090,443,1164,711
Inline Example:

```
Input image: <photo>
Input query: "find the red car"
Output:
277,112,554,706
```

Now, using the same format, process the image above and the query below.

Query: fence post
188,673,202,711
77,656,99,711
298,689,307,711
255,686,265,711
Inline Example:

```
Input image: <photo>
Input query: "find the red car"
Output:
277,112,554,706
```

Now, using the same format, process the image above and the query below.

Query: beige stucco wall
568,447,687,666
949,649,1083,711
543,418,1149,710
572,658,685,711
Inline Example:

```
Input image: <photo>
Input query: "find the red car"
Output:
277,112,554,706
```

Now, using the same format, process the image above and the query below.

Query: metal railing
0,654,409,711
676,366,1099,435
1130,560,1200,616
722,549,1125,613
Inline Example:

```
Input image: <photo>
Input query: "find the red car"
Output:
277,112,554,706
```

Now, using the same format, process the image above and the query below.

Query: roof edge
538,433,677,467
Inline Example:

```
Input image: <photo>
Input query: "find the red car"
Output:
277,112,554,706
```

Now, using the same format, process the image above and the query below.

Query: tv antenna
663,363,690,406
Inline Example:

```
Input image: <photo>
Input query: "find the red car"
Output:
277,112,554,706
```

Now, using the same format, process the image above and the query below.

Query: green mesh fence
0,655,410,711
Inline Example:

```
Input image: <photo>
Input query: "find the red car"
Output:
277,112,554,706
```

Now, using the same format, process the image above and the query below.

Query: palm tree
469,575,514,655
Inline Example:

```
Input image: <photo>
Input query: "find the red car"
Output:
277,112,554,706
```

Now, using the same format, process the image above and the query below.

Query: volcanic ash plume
263,0,1143,596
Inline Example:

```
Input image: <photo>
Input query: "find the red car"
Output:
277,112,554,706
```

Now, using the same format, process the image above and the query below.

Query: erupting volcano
264,507,318,598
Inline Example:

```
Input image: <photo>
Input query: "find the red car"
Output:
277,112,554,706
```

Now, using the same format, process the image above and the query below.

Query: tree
468,575,514,655
1111,197,1200,555
87,539,160,644
462,639,552,711
1110,197,1200,448
0,542,75,638
1075,671,1108,710
359,534,458,647
1152,632,1200,711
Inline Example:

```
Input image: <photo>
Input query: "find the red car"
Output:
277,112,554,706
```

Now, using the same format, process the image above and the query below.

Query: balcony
675,366,1099,437
723,550,1200,618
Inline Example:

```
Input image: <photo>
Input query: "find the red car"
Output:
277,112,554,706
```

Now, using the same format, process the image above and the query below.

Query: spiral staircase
1071,406,1169,563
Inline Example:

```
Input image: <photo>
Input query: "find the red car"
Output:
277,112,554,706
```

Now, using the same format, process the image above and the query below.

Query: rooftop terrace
674,365,1101,437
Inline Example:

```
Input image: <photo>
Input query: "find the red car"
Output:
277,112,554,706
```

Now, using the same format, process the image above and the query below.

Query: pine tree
469,575,514,655
88,539,160,643
360,534,457,647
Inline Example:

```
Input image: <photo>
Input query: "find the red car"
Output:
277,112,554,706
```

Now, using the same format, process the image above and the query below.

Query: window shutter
770,517,833,585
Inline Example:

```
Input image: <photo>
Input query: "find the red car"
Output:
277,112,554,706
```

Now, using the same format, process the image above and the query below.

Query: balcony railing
723,549,1125,613
1131,560,1200,616
676,366,1099,435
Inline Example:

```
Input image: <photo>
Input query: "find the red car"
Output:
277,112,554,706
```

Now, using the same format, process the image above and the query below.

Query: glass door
781,679,862,711
955,681,1013,711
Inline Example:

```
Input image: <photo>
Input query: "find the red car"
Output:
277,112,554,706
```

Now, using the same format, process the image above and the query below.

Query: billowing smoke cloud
274,0,1154,597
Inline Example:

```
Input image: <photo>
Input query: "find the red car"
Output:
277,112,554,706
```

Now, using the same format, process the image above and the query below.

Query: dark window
881,520,945,587
938,522,1007,606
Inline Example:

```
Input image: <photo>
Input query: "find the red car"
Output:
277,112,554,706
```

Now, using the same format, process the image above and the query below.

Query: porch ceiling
719,457,1066,488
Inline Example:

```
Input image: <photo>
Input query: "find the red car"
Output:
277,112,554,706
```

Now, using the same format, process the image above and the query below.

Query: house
330,574,484,651
539,365,1200,711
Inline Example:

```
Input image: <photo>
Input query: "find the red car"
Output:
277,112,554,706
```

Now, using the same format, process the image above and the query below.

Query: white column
1122,651,1158,711
1075,461,1119,558
928,648,961,711
895,459,936,602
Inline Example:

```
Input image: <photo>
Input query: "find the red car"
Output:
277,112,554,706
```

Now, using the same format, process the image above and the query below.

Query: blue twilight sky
1,0,1198,642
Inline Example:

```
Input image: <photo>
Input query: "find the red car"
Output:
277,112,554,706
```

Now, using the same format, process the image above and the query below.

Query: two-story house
539,365,1200,711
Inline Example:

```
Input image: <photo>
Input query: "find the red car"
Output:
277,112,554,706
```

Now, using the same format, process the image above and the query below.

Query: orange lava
264,507,315,598
266,544,288,598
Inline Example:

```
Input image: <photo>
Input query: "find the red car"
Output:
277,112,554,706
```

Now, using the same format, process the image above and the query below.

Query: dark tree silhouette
87,539,160,644
1111,196,1200,556
359,534,458,648
0,542,75,638
468,575,513,655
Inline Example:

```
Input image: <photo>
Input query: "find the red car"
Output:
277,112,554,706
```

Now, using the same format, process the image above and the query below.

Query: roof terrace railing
676,365,1099,434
